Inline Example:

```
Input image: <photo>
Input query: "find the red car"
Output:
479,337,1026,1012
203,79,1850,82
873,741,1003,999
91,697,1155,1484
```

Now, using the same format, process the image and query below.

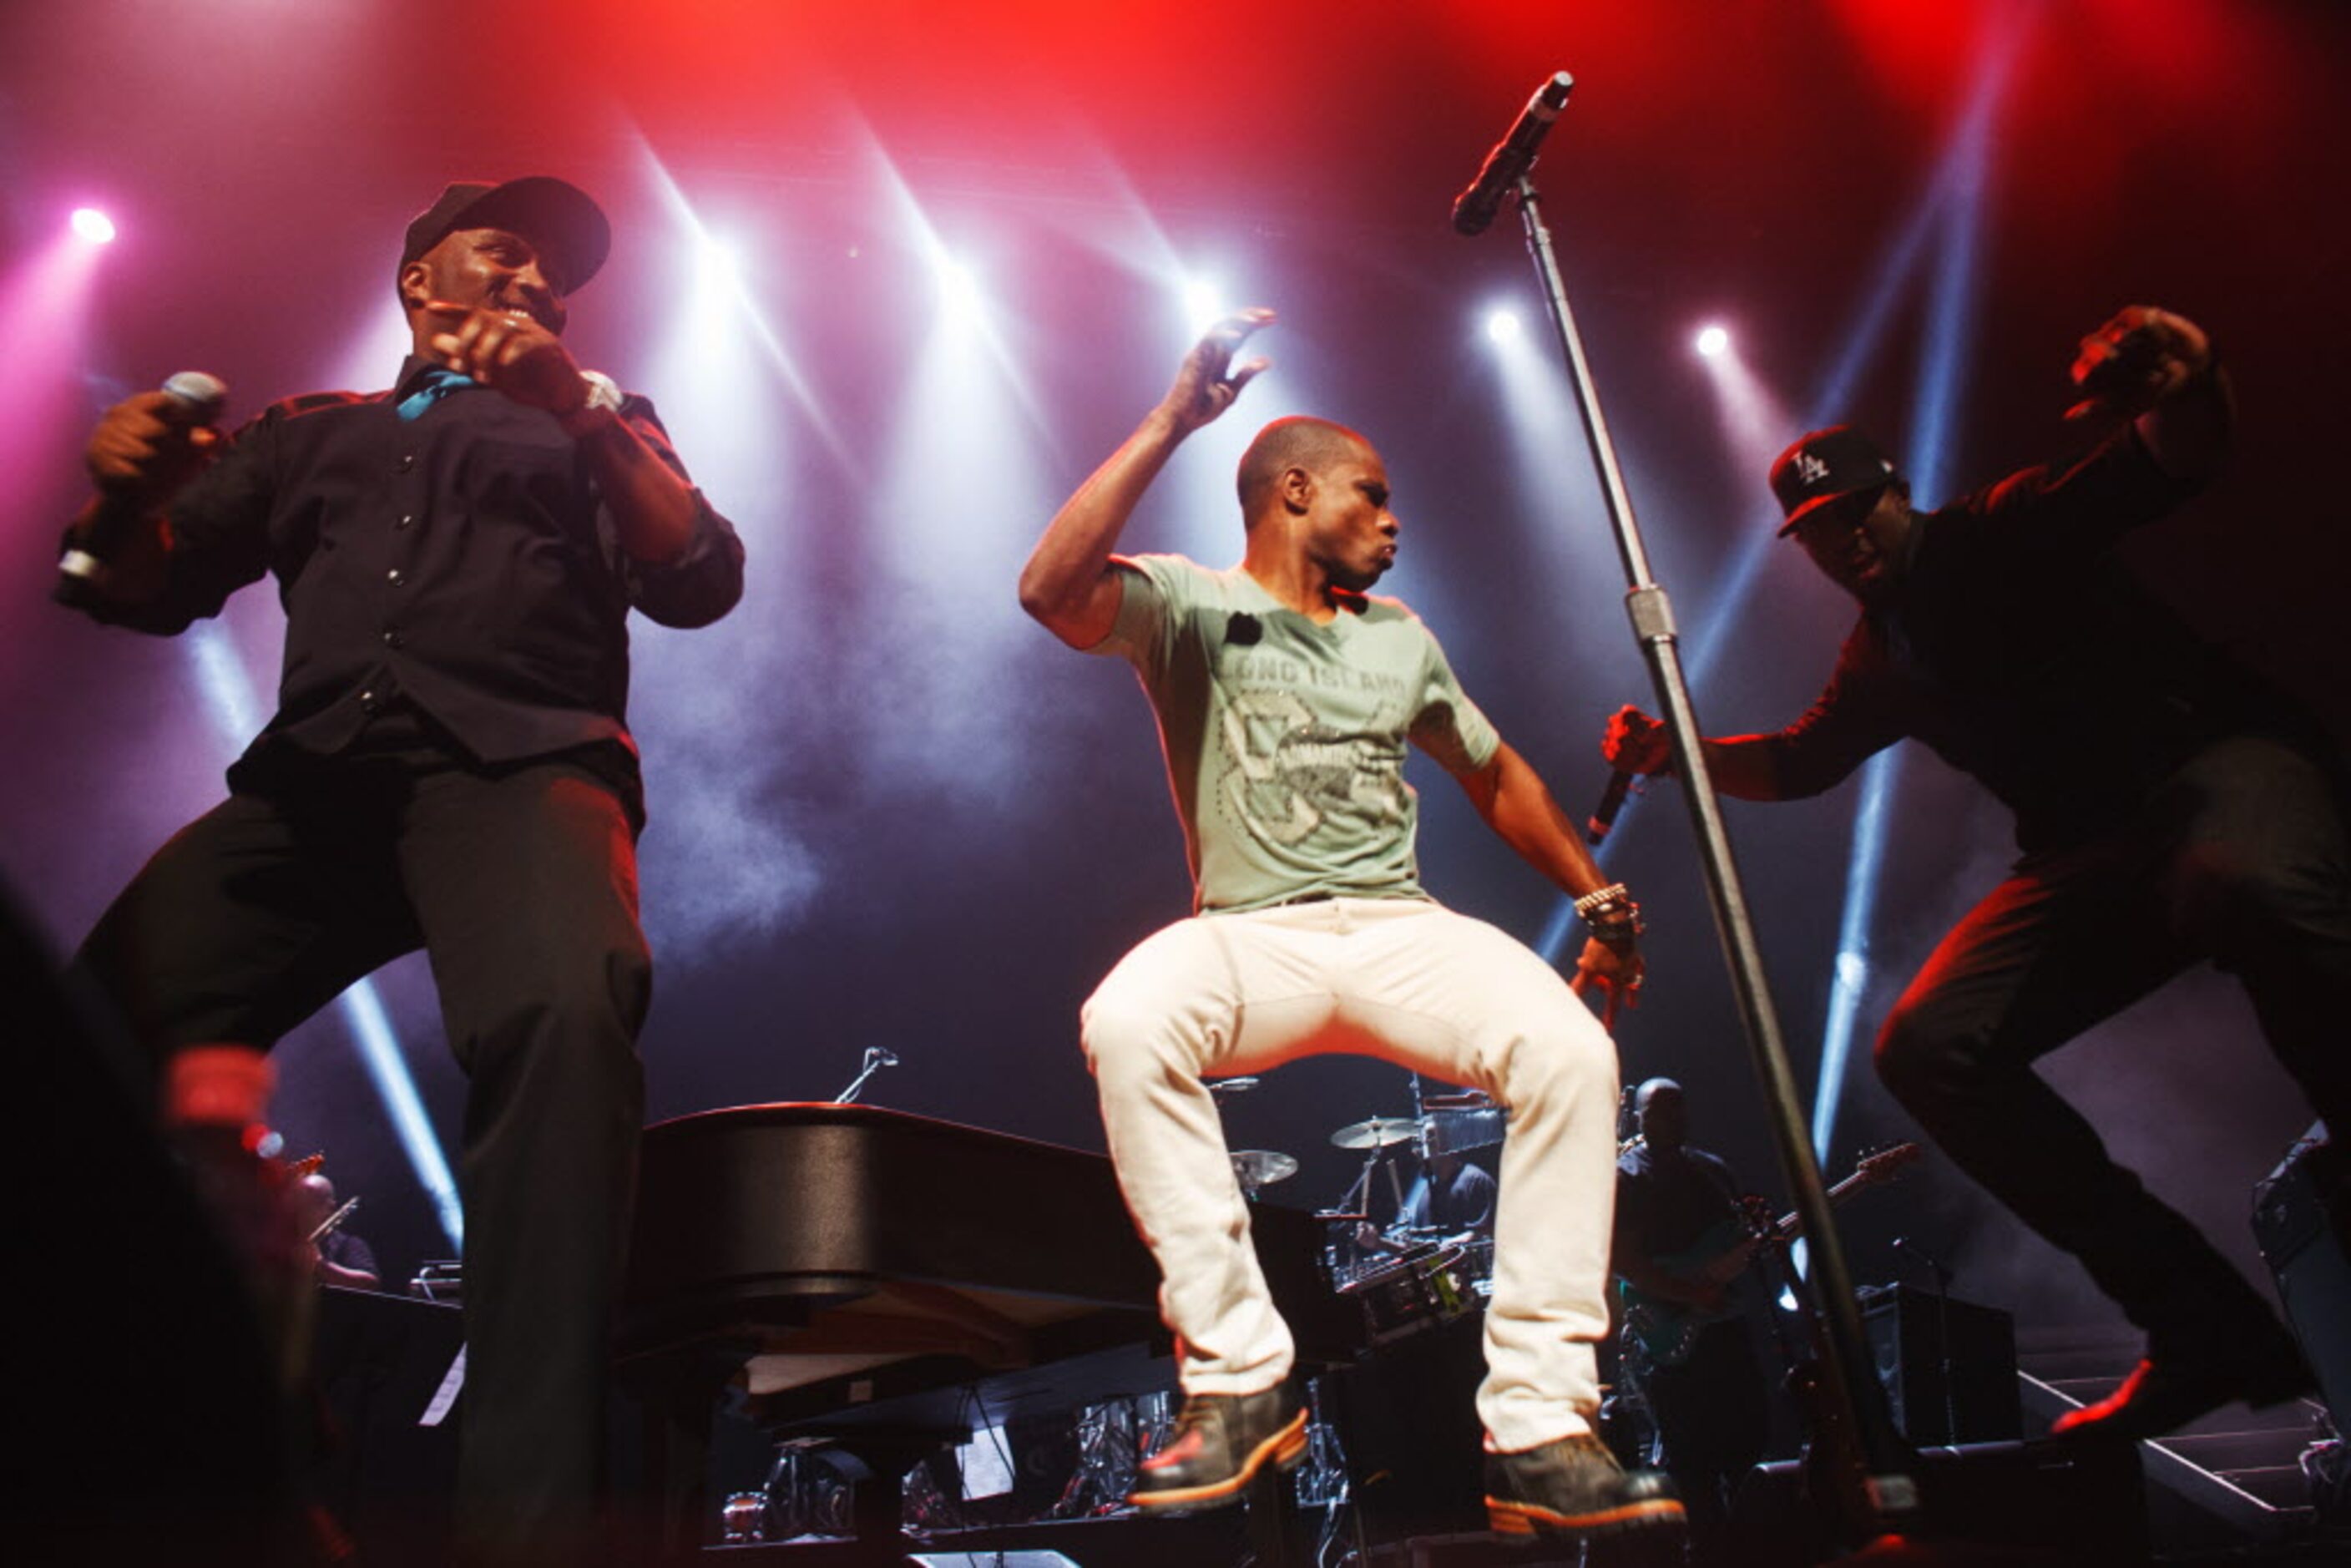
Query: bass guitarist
1612,1078,1771,1562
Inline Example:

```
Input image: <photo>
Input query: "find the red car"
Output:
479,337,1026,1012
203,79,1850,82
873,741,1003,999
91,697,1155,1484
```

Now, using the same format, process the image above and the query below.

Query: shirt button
387,568,405,586
358,689,380,713
397,513,415,530
397,454,415,472
382,629,404,649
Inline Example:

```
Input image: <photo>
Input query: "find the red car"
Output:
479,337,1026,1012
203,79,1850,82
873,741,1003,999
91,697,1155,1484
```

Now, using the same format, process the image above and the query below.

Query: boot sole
1485,1494,1688,1538
1128,1409,1309,1515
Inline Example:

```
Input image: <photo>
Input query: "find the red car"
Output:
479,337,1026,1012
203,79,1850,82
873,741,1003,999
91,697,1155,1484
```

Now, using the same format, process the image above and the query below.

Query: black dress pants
74,741,651,1565
1874,733,2350,1363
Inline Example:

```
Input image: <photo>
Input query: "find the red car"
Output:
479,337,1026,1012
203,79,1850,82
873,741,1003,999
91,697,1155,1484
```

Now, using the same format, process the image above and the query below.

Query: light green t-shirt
1091,554,1501,914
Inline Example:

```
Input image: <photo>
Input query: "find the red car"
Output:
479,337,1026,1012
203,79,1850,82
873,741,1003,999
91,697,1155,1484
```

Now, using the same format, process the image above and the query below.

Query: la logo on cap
1793,450,1831,488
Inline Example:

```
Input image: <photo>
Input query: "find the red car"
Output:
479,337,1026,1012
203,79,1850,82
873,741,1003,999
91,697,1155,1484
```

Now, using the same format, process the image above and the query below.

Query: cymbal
1331,1116,1422,1151
1231,1150,1299,1188
1207,1075,1261,1098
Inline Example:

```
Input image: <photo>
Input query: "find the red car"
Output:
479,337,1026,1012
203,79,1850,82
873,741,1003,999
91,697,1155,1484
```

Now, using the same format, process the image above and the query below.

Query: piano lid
619,1102,1353,1395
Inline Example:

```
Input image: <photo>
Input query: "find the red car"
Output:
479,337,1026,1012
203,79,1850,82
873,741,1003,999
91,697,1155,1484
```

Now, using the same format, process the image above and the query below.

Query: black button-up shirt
91,357,745,787
1753,430,2310,854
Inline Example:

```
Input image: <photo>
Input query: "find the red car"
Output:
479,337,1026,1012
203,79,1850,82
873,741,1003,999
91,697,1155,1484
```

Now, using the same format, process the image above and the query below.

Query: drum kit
1224,1084,1513,1345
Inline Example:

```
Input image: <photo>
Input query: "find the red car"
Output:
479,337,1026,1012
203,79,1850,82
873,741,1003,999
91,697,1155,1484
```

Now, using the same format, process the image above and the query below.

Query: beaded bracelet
1574,883,1643,948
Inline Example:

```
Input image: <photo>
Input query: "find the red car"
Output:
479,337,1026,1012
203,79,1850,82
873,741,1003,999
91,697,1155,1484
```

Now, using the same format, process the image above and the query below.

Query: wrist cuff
559,371,625,438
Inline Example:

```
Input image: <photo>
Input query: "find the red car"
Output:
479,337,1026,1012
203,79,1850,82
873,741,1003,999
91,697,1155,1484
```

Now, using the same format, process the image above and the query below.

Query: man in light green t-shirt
1020,309,1682,1546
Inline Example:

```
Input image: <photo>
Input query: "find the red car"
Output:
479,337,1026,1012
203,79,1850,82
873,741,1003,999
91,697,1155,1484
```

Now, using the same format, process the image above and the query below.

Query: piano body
616,1102,1353,1560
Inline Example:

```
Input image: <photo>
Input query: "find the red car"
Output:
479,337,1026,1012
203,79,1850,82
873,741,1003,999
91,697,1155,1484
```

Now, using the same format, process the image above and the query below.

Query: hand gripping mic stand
1458,76,1919,1532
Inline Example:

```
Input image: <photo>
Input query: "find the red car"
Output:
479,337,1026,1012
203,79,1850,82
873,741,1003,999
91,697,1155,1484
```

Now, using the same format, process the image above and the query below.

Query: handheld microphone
1451,72,1575,237
55,370,228,609
1586,767,1636,845
159,369,230,417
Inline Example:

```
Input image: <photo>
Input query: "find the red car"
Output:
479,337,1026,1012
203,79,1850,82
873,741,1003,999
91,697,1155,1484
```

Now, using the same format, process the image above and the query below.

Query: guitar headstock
1853,1142,1922,1185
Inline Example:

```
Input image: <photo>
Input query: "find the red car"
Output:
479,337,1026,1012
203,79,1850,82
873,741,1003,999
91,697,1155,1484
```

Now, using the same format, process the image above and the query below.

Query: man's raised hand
2066,305,2214,422
420,301,591,417
1160,307,1275,435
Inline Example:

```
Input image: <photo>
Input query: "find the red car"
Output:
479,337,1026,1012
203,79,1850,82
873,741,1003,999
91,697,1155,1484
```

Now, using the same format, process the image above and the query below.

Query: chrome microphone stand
1457,96,1919,1525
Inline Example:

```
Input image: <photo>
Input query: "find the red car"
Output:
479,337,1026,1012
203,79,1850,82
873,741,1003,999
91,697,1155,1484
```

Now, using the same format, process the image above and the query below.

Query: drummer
1359,1136,1497,1257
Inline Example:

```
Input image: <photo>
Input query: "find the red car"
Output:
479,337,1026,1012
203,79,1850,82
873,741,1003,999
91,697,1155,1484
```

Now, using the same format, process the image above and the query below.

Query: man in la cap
63,176,744,1561
1601,305,2348,1445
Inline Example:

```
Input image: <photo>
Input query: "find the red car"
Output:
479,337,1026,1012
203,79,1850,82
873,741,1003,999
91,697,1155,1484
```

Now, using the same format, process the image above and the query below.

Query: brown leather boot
1128,1383,1307,1515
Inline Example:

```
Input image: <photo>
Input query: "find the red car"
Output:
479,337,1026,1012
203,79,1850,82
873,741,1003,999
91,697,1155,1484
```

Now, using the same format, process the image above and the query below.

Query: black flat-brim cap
397,176,611,296
1769,425,1902,534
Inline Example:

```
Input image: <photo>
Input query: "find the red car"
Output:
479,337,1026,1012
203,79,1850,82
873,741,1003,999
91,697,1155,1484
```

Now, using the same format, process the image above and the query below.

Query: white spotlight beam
636,139,857,479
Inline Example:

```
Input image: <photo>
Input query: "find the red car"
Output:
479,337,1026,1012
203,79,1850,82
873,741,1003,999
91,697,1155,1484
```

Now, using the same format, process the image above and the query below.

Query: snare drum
1338,1243,1474,1343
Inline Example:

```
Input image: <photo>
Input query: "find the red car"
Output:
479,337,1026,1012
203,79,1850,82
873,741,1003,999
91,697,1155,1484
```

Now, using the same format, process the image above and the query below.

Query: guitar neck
1768,1164,1884,1243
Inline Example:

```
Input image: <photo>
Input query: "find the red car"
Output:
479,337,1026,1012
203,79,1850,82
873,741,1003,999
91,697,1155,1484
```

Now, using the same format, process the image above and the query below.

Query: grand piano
616,1102,1356,1561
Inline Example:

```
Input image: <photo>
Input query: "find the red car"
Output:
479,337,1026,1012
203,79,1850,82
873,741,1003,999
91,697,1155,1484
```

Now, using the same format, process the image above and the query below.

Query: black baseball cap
1769,426,1902,534
397,176,611,297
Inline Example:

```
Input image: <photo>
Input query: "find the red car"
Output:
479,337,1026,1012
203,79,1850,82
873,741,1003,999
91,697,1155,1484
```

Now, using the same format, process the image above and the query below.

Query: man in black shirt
62,176,745,1563
1613,1079,1769,1561
1601,306,2343,1444
1412,1146,1499,1237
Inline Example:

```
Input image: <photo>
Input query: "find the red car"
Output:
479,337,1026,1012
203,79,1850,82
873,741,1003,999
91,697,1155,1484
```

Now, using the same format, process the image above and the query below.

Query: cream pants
1080,897,1619,1452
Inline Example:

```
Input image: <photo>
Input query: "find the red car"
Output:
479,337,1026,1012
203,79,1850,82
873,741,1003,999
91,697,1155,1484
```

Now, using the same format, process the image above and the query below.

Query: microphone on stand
1586,767,1637,845
1892,1236,1953,1287
832,1046,903,1105
1451,72,1575,237
55,370,228,609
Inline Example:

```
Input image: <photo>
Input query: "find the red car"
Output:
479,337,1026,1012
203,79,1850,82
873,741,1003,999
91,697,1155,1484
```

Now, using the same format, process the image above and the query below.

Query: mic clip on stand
832,1046,901,1106
1488,160,1920,1527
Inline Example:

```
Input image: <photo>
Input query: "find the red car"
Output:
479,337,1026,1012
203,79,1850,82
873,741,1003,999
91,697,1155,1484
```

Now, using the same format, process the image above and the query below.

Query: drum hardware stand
1050,1398,1145,1519
1454,75,1919,1534
1335,1141,1413,1231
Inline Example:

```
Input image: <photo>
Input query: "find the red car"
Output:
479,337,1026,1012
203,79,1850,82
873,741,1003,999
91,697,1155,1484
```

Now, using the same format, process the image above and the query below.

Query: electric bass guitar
1617,1141,1919,1367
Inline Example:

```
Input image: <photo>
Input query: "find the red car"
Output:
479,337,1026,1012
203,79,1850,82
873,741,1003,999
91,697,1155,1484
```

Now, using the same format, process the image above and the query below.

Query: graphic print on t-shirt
1214,651,1413,850
1093,554,1498,911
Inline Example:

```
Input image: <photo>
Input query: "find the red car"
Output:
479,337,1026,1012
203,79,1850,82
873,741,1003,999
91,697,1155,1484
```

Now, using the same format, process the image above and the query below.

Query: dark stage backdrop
3,0,2344,1334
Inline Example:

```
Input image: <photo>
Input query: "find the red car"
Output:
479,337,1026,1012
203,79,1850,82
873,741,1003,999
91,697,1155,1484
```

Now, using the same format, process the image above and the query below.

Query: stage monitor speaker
2250,1124,2350,1430
1858,1284,2020,1447
1322,1313,1489,1543
1732,1439,2149,1568
311,1286,464,1564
